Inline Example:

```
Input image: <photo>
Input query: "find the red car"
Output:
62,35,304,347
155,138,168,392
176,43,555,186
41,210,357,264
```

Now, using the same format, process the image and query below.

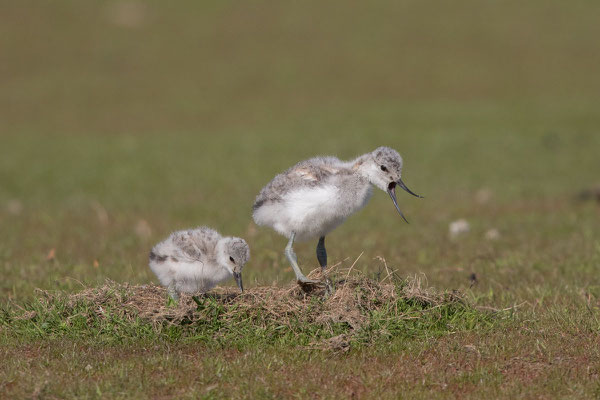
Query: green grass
2,0,600,398
1,279,494,347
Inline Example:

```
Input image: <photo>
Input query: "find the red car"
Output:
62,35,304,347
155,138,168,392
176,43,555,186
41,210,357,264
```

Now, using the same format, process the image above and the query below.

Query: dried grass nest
38,267,464,327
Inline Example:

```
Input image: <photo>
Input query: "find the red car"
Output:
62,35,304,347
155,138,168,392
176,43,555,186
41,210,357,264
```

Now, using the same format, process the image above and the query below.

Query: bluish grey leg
285,232,319,284
316,236,327,270
317,236,334,295
167,282,179,306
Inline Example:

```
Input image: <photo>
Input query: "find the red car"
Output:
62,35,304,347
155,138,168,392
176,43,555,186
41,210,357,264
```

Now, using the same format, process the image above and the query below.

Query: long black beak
397,178,424,199
233,271,243,293
387,179,423,224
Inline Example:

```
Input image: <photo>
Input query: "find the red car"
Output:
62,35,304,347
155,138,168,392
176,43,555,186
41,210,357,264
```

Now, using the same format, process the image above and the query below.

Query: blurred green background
1,0,599,300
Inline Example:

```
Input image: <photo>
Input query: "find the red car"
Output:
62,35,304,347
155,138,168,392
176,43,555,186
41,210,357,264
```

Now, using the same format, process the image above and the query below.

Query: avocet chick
149,227,250,301
253,147,422,284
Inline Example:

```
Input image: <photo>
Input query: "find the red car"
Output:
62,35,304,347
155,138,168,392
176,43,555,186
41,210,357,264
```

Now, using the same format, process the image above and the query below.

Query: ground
1,1,600,398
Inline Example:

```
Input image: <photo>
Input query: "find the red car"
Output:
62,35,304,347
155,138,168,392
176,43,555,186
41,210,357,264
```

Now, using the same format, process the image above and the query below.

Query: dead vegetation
4,268,484,350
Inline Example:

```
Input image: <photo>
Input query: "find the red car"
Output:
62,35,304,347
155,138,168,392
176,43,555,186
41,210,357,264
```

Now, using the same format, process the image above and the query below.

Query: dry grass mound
4,268,489,349
59,270,459,329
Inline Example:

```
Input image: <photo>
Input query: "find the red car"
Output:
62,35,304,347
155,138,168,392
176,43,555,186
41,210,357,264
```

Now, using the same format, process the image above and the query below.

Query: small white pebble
449,219,470,237
485,228,500,241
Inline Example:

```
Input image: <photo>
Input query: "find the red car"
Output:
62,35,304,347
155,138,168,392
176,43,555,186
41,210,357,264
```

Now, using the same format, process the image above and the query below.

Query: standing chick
149,227,250,301
253,146,422,284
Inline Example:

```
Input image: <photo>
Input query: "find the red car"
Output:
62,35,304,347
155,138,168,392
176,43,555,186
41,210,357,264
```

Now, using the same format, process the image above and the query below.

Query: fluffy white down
253,185,372,241
149,258,232,293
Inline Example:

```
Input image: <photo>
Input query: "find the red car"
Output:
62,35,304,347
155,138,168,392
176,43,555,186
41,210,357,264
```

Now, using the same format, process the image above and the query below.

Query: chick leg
316,236,327,270
285,232,319,284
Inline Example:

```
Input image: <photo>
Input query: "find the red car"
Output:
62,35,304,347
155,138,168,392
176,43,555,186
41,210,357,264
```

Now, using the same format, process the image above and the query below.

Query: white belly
254,185,372,241
149,259,232,293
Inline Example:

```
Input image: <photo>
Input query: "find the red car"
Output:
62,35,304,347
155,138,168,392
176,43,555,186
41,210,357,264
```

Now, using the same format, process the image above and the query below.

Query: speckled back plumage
151,226,220,264
253,156,347,211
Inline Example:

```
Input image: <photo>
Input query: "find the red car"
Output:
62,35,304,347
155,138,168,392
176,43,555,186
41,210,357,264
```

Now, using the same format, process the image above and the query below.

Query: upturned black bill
397,178,423,198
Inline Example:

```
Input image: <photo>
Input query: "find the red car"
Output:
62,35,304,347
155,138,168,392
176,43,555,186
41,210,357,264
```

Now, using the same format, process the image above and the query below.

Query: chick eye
229,256,235,263
380,165,388,172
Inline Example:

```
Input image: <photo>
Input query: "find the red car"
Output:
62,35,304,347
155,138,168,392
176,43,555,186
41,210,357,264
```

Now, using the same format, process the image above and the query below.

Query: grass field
1,1,600,398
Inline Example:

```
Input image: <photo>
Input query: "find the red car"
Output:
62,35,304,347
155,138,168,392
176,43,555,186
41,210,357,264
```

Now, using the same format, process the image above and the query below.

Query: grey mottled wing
170,227,220,262
253,156,344,211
